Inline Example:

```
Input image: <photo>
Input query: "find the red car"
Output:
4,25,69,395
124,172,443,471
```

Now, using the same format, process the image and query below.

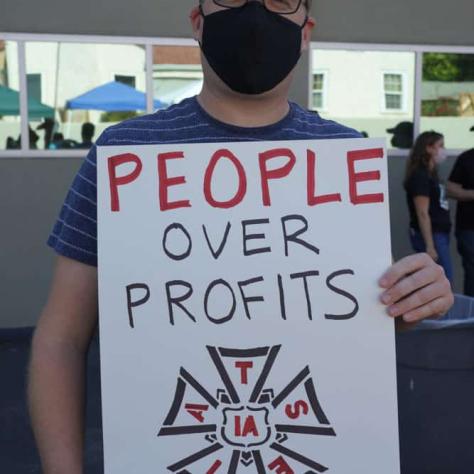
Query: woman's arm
413,195,438,261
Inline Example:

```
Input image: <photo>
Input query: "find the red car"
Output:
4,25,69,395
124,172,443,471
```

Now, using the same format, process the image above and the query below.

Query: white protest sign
97,138,399,474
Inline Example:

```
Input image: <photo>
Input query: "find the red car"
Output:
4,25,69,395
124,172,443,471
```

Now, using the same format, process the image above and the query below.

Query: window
115,74,136,88
0,36,203,156
27,74,42,102
0,40,22,150
383,73,404,111
2,35,474,156
420,53,474,149
311,72,326,110
25,41,147,150
153,45,203,105
311,48,415,148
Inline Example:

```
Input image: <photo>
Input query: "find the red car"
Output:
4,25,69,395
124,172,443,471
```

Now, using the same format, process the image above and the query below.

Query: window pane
313,91,323,109
311,49,415,148
25,41,147,150
385,93,402,110
384,74,402,92
421,53,474,149
0,40,22,150
115,74,136,88
153,45,203,106
27,74,42,102
313,74,324,91
311,72,325,110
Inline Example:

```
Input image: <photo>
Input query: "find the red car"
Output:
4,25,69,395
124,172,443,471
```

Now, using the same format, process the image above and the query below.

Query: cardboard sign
97,138,400,473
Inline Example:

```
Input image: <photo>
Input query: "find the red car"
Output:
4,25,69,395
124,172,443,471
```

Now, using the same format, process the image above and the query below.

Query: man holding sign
29,1,453,473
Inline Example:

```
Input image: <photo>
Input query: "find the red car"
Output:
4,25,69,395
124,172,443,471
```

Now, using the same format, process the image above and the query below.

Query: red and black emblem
158,345,336,473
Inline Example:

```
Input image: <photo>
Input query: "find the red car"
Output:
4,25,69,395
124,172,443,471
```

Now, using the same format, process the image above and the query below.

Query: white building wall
3,42,147,146
24,42,146,108
312,49,415,119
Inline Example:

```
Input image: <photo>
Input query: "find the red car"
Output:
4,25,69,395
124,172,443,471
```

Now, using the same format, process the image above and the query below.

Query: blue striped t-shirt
48,96,361,266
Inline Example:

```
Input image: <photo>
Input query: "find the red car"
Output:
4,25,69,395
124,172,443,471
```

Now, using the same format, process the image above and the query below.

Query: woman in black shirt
404,131,453,283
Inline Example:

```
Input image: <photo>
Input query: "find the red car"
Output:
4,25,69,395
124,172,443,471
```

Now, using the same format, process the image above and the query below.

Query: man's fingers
379,253,433,289
386,279,451,318
401,296,453,323
381,264,444,306
379,252,454,323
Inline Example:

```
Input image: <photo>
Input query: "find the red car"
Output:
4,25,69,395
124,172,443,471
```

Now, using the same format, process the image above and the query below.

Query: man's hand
379,253,454,323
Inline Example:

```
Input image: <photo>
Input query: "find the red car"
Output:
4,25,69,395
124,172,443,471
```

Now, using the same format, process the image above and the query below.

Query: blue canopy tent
65,81,166,111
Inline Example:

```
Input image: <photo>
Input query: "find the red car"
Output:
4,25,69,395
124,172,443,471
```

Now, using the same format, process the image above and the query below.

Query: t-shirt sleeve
47,142,100,266
406,170,430,197
448,153,466,186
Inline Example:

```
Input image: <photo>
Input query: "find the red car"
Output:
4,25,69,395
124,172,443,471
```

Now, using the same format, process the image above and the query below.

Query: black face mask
200,2,305,95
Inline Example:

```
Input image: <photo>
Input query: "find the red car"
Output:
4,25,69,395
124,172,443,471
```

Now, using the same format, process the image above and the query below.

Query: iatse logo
221,405,272,448
158,345,336,473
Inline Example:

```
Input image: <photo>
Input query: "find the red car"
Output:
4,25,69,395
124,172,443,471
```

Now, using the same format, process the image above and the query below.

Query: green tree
423,53,474,82
423,53,460,81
